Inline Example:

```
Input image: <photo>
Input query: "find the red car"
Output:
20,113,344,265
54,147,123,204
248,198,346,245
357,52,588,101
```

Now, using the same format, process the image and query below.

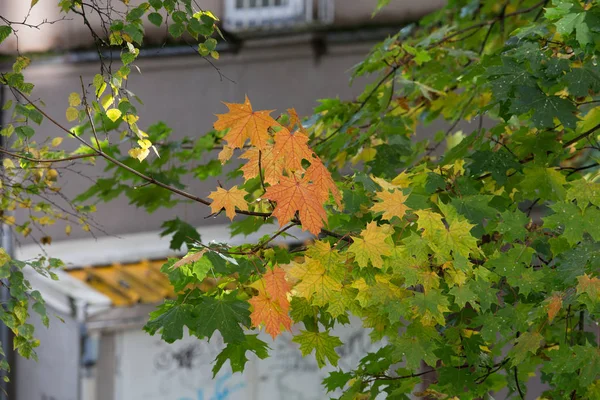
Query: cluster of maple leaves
208,97,341,236
205,97,346,337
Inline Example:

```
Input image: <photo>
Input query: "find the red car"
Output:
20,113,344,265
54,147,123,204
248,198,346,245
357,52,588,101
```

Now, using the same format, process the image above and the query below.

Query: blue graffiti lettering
177,373,245,400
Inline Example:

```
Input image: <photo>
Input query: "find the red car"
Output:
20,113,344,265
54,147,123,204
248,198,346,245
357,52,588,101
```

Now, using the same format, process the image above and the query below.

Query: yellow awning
68,259,175,307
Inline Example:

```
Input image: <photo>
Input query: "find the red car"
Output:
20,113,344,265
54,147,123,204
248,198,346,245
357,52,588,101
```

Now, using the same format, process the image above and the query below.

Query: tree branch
0,148,96,163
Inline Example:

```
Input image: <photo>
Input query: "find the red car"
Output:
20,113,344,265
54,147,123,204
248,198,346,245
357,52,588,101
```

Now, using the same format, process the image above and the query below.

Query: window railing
223,0,334,31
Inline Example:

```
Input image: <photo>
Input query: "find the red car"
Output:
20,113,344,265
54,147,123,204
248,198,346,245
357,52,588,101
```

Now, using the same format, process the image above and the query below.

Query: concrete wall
15,310,80,400
0,0,444,54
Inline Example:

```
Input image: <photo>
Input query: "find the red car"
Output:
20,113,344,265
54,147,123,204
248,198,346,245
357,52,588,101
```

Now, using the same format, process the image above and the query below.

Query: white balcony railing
223,0,334,32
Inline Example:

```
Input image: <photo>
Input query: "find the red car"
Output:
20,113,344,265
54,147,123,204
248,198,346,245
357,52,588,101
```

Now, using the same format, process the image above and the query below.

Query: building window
224,0,318,31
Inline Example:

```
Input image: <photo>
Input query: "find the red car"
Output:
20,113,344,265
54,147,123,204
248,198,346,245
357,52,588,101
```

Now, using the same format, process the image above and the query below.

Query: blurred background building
0,1,445,399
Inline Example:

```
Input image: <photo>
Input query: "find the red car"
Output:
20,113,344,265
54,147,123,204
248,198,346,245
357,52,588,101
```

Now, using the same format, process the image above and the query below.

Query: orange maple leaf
370,189,410,221
251,266,292,308
264,175,327,235
214,96,276,151
249,292,292,339
286,108,305,132
272,126,313,172
305,157,342,207
546,293,563,323
239,146,284,186
207,185,248,220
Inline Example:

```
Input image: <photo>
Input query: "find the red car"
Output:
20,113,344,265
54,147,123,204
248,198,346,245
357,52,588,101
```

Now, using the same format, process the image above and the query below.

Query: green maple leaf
509,86,578,129
441,218,481,259
468,150,521,185
509,331,542,366
292,330,343,368
194,292,251,343
159,217,201,251
511,129,563,164
543,202,600,245
543,202,586,245
469,271,499,311
409,291,450,326
545,0,594,47
212,334,269,377
519,166,567,201
563,62,600,97
449,284,479,310
144,300,195,343
323,370,353,393
574,346,600,387
567,179,600,210
486,58,536,98
392,323,439,370
497,209,529,242
451,195,497,237
290,296,315,322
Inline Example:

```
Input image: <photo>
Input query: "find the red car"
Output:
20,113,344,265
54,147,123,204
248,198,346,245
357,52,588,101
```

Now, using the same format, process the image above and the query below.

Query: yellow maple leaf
370,175,399,191
287,258,342,306
414,209,445,239
305,240,345,279
391,171,411,187
370,189,410,221
217,146,233,164
264,175,327,235
207,185,248,220
348,222,393,268
352,275,407,308
214,96,275,151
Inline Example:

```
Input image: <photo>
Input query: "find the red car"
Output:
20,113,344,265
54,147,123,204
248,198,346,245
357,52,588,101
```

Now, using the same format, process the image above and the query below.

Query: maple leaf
251,266,292,308
409,291,450,326
370,188,410,221
248,292,292,339
194,293,251,343
239,146,284,186
172,249,207,269
576,274,600,307
305,157,343,207
348,222,393,268
218,146,234,164
208,186,248,220
305,240,346,279
352,275,407,308
416,209,480,259
214,96,276,151
287,258,342,306
292,330,343,368
212,334,269,377
272,125,313,172
509,331,542,366
326,287,357,318
545,293,563,323
264,175,327,235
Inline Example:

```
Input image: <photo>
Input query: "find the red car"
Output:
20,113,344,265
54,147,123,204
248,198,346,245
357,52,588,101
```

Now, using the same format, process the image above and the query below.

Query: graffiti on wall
118,319,382,400
256,322,383,400
178,373,245,400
